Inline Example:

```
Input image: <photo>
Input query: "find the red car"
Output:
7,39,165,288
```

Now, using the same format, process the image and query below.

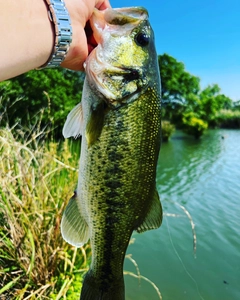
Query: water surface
124,130,240,300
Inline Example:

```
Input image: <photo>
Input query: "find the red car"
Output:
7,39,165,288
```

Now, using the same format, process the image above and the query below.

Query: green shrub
182,112,208,139
161,120,175,141
0,69,84,138
215,109,240,128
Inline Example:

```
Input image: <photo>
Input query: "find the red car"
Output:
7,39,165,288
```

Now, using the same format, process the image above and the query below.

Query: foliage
158,53,236,136
161,120,175,142
182,85,233,129
214,109,240,128
159,53,200,104
0,69,84,138
159,53,201,130
0,125,91,299
182,112,208,139
233,100,240,110
198,85,232,124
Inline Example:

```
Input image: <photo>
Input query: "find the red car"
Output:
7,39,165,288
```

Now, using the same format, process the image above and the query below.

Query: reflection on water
157,130,223,201
125,130,240,300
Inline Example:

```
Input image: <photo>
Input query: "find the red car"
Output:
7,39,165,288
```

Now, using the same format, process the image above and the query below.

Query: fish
60,6,162,300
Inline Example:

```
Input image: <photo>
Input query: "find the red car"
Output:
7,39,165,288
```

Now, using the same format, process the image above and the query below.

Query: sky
110,0,240,101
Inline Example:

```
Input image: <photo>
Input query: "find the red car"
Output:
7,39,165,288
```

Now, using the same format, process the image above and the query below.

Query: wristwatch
41,0,72,68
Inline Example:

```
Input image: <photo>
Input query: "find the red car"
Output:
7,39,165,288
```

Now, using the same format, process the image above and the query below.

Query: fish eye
135,32,150,47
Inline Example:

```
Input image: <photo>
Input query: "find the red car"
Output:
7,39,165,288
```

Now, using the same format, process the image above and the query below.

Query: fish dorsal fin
60,193,89,247
85,101,105,147
135,188,163,233
62,102,83,139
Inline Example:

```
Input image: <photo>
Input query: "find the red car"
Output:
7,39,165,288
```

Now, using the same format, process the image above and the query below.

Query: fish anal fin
62,102,83,139
60,193,89,247
85,101,105,147
136,188,163,233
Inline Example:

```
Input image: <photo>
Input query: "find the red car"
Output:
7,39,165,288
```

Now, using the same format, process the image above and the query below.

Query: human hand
61,0,111,71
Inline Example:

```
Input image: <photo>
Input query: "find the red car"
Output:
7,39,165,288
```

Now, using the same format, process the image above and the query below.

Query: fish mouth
85,21,98,54
85,7,149,104
86,9,105,54
88,7,148,48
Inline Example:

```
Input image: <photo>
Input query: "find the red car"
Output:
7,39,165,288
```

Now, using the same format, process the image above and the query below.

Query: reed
0,125,90,299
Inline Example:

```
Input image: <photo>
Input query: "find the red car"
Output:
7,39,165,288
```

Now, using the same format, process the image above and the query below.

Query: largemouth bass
61,7,162,300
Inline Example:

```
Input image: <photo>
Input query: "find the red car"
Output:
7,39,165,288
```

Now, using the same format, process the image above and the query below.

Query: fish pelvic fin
62,102,83,139
85,101,105,147
136,188,163,233
80,270,125,300
60,193,89,247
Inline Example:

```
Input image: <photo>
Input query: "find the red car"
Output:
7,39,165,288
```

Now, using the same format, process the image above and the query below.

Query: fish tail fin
80,270,125,300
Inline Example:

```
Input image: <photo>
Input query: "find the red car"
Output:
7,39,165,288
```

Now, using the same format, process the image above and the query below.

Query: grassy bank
0,126,91,299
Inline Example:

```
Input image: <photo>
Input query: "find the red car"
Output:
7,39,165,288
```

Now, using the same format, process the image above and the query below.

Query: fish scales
84,85,161,277
61,6,162,300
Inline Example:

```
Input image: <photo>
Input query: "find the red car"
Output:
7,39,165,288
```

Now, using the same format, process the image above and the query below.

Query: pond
124,130,240,300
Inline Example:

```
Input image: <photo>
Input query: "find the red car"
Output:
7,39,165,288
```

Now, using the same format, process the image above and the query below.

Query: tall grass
0,125,90,299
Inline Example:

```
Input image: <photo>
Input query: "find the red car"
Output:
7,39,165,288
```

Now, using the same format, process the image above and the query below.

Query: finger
96,0,111,10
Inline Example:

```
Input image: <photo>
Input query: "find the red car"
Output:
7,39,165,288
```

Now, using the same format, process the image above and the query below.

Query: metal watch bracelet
40,0,72,68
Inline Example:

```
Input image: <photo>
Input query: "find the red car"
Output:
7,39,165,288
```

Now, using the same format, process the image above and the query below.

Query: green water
124,130,240,300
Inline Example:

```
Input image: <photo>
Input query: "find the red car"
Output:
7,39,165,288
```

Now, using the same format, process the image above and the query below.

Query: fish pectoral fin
135,188,163,233
60,194,89,247
85,101,105,147
62,102,83,139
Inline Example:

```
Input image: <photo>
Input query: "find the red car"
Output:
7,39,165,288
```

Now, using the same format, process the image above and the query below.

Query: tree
0,69,84,137
182,111,208,139
158,53,201,125
233,100,240,110
158,53,234,133
158,53,200,103
182,84,233,132
198,84,233,125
